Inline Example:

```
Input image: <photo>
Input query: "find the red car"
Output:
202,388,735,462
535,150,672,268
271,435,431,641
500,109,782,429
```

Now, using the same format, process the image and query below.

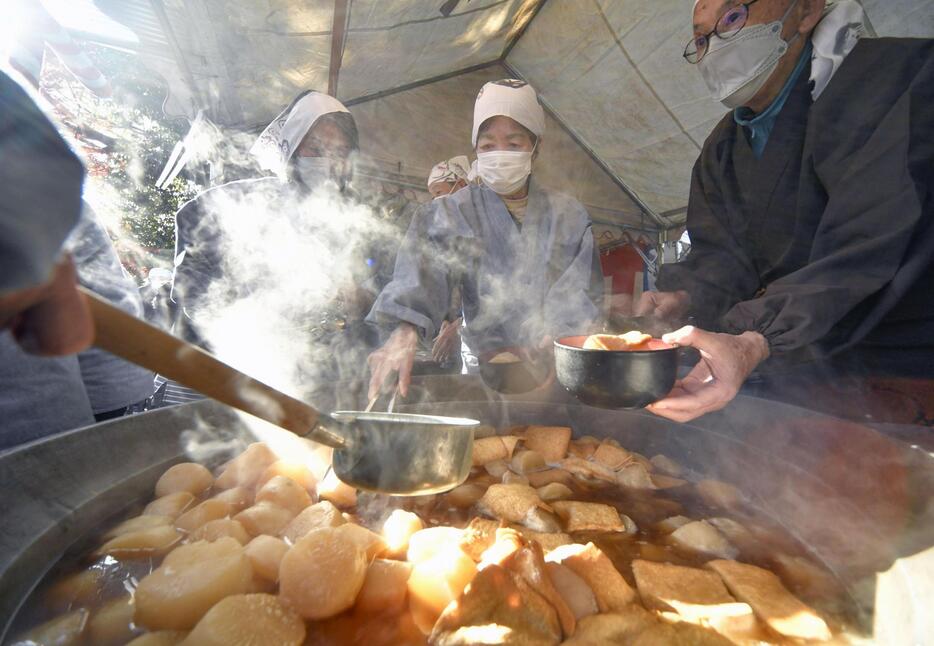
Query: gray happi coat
368,179,603,355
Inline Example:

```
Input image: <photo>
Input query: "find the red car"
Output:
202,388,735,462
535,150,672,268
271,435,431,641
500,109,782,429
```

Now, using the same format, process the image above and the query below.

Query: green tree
40,44,203,278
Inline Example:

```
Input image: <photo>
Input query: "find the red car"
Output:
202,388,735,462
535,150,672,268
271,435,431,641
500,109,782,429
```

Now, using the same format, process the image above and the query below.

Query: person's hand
646,326,769,423
0,256,93,355
367,323,419,399
634,290,691,320
431,317,462,363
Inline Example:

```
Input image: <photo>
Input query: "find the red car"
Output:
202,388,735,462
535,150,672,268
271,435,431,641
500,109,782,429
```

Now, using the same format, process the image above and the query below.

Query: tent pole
328,0,350,97
345,61,500,106
501,62,671,231
500,0,549,60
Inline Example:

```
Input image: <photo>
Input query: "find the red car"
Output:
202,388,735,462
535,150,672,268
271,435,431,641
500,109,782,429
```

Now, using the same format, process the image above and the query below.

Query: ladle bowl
327,411,475,494
80,288,479,495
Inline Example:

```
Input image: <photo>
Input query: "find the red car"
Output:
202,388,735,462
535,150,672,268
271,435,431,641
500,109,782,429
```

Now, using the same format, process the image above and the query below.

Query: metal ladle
80,288,478,495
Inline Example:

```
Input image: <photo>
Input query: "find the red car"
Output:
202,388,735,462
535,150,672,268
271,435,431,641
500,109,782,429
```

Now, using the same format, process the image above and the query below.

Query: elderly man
367,80,603,398
639,0,934,422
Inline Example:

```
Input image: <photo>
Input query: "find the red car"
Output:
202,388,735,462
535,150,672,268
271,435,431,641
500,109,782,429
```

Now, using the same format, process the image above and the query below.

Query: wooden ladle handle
80,287,328,441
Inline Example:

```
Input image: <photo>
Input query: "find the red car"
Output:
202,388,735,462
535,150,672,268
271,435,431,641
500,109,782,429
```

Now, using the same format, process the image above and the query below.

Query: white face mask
293,156,335,190
698,0,800,109
477,149,533,195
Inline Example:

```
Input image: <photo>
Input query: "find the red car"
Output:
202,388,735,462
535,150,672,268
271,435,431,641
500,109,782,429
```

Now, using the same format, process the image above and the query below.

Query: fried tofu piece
472,437,509,466
546,543,636,611
428,564,561,646
616,464,657,490
631,621,736,646
526,468,574,488
515,528,573,553
555,457,617,484
632,560,734,612
669,521,737,560
523,426,572,462
707,559,832,642
561,604,657,645
521,564,576,639
471,435,521,466
478,484,552,525
459,518,501,561
552,501,636,534
567,438,599,460
661,600,759,642
488,532,576,637
592,442,633,470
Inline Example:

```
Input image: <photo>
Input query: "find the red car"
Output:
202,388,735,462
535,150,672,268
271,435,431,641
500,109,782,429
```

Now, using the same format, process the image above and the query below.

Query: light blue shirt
734,41,813,159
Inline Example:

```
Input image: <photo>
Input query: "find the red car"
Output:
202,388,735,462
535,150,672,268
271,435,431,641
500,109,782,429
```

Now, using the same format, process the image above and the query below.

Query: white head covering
250,91,351,179
690,0,865,101
427,155,471,188
808,1,864,100
471,79,545,147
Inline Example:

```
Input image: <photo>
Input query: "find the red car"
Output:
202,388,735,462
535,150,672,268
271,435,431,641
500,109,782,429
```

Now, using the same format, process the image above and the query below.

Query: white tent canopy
93,0,934,230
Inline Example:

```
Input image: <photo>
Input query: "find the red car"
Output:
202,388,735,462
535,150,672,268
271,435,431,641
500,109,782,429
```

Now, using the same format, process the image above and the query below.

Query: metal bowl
554,334,679,409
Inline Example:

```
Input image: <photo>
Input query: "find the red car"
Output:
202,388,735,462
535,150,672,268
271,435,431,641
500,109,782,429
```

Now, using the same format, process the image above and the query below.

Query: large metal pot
1,390,932,641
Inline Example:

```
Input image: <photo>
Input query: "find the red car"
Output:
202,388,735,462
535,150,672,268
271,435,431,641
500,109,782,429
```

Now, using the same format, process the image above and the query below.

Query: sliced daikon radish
381,509,424,558
155,463,213,498
214,443,277,490
104,514,173,539
175,499,231,533
407,547,477,634
211,486,253,513
96,524,182,559
134,537,253,630
406,526,464,563
278,526,368,619
87,595,136,646
181,593,305,646
234,502,294,537
188,518,250,545
255,475,313,515
244,534,289,581
355,559,413,614
143,492,195,519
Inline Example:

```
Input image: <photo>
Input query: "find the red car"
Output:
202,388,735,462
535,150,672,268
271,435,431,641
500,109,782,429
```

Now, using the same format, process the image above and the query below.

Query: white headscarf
808,0,864,100
427,155,471,188
690,0,865,101
471,79,545,147
250,91,351,179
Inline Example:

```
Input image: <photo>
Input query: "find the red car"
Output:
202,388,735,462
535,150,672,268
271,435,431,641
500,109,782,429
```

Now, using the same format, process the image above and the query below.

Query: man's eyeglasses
684,0,761,64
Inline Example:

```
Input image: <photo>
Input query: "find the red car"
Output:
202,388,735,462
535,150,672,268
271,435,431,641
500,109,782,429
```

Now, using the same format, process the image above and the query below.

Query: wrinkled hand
646,326,769,423
634,290,691,320
1,256,93,356
431,317,462,363
367,323,419,399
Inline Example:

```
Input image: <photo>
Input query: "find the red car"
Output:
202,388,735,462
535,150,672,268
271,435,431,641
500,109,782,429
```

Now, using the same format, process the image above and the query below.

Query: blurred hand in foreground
647,326,769,423
0,256,93,355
